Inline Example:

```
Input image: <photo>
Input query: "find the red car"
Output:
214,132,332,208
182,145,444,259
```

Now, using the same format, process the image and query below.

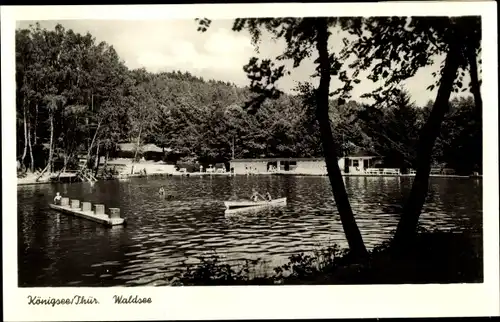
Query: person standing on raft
54,192,62,205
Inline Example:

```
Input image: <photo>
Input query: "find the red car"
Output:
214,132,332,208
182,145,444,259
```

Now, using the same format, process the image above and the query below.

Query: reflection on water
18,175,482,286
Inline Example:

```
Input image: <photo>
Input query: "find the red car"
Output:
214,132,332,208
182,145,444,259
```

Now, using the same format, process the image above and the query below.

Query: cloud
204,28,253,55
133,27,254,77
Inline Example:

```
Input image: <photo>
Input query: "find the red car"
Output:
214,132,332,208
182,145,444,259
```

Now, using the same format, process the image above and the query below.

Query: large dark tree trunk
391,40,462,254
315,18,368,259
467,45,482,118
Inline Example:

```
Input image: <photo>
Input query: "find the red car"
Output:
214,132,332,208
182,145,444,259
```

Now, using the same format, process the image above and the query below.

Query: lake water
17,175,483,287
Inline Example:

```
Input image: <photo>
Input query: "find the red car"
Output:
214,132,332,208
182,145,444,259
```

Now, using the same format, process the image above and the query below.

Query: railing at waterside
364,168,401,175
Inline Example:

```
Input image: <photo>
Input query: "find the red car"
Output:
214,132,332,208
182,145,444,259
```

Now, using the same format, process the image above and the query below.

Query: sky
16,19,470,107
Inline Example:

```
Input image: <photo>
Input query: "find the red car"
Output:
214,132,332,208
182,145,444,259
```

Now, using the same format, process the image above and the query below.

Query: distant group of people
267,165,278,172
244,166,259,175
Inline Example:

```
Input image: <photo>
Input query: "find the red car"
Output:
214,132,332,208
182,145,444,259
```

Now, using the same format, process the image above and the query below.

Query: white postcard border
2,2,499,321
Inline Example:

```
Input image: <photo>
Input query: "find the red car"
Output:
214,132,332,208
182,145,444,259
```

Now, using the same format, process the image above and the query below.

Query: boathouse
339,152,383,174
230,157,331,175
230,153,383,175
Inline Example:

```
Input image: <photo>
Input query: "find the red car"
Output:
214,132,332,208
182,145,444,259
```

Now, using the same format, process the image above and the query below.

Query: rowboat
224,197,287,214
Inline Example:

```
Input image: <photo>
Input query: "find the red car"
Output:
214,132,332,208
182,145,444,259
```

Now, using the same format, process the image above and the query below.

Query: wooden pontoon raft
49,197,126,227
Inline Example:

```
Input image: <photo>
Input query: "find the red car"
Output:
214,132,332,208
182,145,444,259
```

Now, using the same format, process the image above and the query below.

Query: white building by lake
230,153,383,175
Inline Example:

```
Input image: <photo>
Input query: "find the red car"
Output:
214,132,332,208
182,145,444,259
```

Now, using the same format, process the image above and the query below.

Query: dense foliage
16,22,481,176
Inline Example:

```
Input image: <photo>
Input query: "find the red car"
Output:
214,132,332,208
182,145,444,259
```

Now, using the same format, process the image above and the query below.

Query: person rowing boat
250,188,270,202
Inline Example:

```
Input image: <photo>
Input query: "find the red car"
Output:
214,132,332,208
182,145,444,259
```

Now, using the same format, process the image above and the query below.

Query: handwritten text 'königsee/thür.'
27,295,99,306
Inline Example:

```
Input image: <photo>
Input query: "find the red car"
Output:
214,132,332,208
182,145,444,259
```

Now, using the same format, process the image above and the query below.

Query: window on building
353,160,359,167
363,159,369,169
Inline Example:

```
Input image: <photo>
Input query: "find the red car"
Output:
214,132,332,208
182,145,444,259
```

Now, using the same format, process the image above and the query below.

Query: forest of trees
16,22,482,177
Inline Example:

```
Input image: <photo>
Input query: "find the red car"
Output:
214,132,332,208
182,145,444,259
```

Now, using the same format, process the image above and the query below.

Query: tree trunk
36,163,50,182
94,141,100,169
134,127,143,162
28,120,34,173
94,140,101,176
34,103,39,145
63,153,68,170
48,113,54,173
21,96,28,166
467,45,482,118
391,40,462,254
315,18,368,259
104,150,109,169
131,126,143,175
55,164,66,180
86,119,102,167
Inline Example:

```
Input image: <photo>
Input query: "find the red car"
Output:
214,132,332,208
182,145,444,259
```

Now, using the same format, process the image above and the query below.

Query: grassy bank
170,228,482,285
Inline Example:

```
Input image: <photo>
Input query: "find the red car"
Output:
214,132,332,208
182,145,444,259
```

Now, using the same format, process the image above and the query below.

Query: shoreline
17,169,482,186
